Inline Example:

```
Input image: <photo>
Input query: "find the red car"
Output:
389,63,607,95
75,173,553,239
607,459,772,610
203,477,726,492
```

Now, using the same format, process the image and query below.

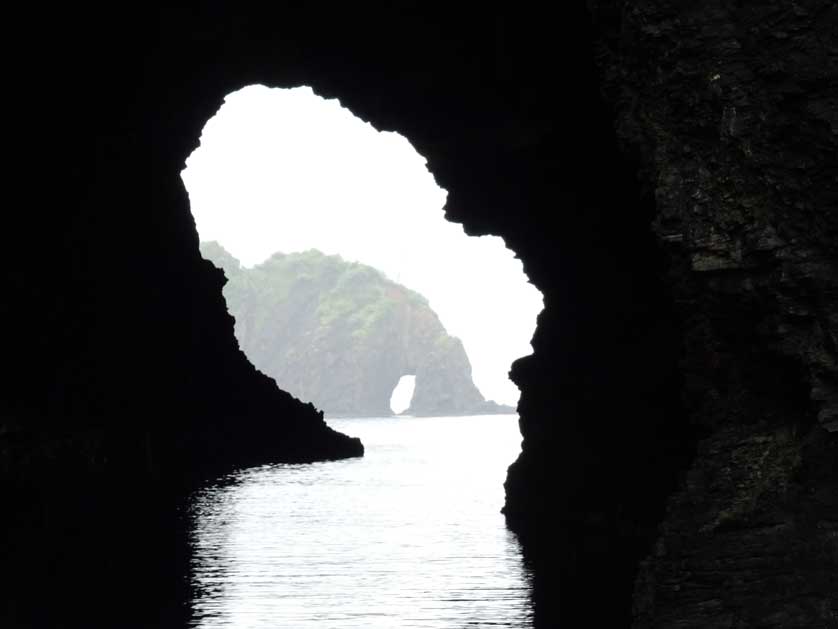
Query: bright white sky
181,85,542,406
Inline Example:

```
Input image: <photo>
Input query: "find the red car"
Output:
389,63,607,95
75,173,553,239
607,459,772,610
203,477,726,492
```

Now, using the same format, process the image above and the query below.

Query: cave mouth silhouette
182,84,543,419
13,6,832,629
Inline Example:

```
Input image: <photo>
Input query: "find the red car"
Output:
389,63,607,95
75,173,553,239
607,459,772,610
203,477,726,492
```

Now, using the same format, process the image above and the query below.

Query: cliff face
591,3,838,626
201,244,500,417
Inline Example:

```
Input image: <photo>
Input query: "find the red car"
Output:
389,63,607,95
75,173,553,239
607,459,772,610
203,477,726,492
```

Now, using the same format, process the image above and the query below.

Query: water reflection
189,415,534,628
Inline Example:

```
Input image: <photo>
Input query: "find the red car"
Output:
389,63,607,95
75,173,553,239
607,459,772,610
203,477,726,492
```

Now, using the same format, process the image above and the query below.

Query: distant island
201,242,516,417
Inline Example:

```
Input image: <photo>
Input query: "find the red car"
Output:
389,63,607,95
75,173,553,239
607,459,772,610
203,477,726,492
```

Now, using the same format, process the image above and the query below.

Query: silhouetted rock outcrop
505,4,838,628
201,243,512,417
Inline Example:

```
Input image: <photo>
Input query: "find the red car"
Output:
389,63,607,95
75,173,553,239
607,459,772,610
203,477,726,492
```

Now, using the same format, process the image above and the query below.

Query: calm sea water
188,414,534,628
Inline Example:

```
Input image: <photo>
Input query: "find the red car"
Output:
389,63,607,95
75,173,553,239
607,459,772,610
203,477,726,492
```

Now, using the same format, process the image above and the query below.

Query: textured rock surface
590,2,838,626
201,244,505,417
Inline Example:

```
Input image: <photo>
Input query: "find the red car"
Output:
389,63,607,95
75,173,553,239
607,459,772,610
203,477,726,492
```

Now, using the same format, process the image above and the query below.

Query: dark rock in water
201,243,512,417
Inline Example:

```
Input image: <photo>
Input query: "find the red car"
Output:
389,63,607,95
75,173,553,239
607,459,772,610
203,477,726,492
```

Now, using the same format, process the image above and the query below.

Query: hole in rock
390,374,416,415
182,84,543,420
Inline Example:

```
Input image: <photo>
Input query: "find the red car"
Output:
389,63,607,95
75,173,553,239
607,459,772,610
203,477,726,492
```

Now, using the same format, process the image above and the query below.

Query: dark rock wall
591,2,838,626
2,11,364,475
2,3,835,628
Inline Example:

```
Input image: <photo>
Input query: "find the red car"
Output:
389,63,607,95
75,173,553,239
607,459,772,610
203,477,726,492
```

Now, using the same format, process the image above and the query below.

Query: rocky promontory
201,243,514,417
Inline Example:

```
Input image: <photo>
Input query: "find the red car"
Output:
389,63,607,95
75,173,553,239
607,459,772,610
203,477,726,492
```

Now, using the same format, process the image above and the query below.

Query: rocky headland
201,243,514,417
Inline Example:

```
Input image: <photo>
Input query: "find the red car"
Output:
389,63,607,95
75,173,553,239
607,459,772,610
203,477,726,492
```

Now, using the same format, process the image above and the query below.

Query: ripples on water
188,414,534,628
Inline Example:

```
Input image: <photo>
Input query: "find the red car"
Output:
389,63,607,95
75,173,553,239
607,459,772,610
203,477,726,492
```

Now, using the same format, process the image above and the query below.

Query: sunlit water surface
188,414,533,628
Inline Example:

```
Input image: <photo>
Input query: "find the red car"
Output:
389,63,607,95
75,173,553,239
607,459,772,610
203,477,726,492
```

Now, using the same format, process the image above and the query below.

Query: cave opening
179,84,545,627
175,74,696,629
181,84,544,419
5,5,834,629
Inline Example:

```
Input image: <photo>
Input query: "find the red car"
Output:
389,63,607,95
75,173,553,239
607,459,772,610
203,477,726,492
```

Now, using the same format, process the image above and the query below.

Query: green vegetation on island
201,242,515,417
